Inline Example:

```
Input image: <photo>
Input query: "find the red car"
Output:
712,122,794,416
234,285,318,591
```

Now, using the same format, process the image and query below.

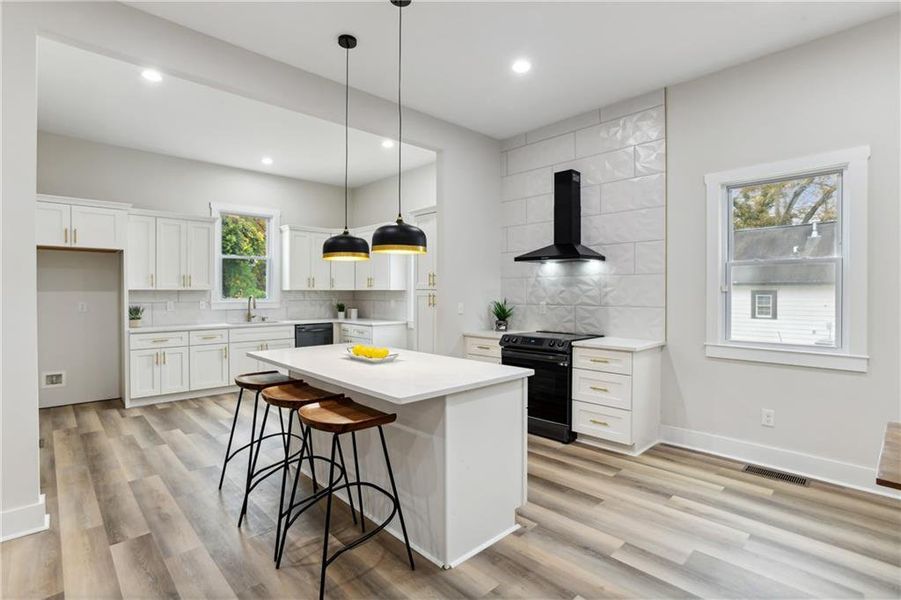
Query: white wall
37,131,345,227
664,16,900,493
37,249,122,407
350,162,437,228
498,92,665,338
2,1,500,539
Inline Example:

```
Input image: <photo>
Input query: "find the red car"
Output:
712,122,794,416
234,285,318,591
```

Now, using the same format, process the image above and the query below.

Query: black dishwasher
295,323,334,347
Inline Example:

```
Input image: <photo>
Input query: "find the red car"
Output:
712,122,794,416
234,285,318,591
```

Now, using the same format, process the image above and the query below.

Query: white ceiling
131,1,898,139
37,38,436,187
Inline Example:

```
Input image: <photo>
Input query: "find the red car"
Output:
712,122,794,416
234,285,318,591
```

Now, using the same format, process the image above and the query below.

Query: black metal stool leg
335,436,358,525
306,426,319,492
274,410,295,561
319,434,339,600
240,401,272,525
378,426,415,571
276,423,311,568
278,407,289,455
218,387,244,489
237,390,261,526
351,431,365,533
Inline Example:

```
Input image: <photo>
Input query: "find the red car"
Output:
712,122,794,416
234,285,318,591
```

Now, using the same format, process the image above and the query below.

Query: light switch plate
166,300,175,311
457,302,464,315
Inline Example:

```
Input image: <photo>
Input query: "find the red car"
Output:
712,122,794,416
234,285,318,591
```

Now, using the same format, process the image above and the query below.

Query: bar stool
219,371,301,492
285,397,415,599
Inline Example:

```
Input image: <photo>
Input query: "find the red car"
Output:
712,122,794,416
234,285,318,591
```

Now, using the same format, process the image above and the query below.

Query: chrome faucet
246,296,257,322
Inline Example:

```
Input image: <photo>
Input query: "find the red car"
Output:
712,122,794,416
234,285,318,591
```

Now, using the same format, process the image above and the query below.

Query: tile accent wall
128,289,405,327
499,90,666,340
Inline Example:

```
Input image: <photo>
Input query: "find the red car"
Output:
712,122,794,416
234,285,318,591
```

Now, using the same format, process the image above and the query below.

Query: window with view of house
705,147,870,372
210,204,280,307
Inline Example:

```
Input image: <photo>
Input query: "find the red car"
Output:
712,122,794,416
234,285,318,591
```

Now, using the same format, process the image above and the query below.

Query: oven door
501,348,574,443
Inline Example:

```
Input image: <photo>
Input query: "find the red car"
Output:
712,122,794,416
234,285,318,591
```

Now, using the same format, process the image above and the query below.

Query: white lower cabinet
159,347,190,395
463,335,502,364
130,349,161,399
189,343,230,390
415,291,438,353
228,336,295,380
337,323,407,348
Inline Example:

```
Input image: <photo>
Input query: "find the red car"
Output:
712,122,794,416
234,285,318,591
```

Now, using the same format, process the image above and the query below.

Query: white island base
249,345,531,569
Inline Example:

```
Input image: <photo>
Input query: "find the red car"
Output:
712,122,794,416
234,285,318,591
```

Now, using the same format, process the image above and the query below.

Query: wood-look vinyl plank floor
2,393,899,599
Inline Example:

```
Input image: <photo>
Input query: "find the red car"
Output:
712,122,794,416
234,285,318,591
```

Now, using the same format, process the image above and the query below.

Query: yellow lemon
373,348,389,359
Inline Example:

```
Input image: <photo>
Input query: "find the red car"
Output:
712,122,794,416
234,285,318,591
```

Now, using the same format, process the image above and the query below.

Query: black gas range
500,331,602,443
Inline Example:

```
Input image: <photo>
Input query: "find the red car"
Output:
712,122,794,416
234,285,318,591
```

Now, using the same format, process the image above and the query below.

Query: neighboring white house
730,221,837,347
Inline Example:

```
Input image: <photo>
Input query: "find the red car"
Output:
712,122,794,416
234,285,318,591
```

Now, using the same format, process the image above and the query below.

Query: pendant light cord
344,43,350,232
396,1,403,220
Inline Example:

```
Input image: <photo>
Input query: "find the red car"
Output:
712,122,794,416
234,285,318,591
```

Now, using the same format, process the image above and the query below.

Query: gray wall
664,16,899,484
350,162,437,228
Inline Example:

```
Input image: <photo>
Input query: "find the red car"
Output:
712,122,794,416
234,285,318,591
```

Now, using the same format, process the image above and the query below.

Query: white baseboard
0,494,49,542
659,425,901,499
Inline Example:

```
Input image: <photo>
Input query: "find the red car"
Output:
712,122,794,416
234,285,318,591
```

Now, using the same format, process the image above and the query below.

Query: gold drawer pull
590,358,610,363
200,335,218,340
476,345,492,350
151,338,169,343
590,386,609,393
589,419,609,427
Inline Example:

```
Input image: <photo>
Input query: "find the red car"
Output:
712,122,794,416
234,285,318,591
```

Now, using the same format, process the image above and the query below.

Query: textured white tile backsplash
499,92,666,340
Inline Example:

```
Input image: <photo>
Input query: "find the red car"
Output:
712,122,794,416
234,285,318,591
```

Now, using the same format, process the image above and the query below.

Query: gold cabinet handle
151,338,169,343
73,229,78,245
188,274,192,287
224,346,229,360
589,419,609,427
590,386,609,393
331,277,335,288
312,276,315,288
64,228,68,244
150,273,154,288
200,335,217,340
476,345,492,350
589,358,610,364
162,351,167,365
154,352,159,365
265,342,269,350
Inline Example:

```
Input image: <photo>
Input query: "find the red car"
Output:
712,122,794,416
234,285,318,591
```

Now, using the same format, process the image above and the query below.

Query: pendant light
323,34,371,261
371,0,427,255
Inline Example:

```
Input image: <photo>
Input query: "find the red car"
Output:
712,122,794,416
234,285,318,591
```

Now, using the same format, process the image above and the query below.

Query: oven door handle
502,349,570,367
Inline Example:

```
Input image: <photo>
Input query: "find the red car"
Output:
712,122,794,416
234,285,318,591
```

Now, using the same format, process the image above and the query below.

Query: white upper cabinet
413,210,438,290
310,232,332,290
127,215,156,289
131,214,214,290
354,225,408,291
332,260,355,290
281,226,359,291
36,197,127,250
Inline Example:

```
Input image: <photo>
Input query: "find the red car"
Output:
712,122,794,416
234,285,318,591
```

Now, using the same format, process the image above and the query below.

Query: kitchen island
248,344,533,569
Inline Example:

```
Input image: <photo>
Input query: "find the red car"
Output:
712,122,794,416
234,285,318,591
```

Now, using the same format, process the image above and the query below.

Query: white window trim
704,146,869,373
210,203,281,310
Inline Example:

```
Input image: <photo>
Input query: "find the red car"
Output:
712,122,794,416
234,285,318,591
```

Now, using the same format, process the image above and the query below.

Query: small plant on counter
491,298,514,332
336,302,346,320
128,305,145,328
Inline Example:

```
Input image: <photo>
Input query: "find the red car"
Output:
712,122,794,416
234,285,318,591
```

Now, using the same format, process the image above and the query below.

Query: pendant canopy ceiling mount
323,33,371,261
371,0,427,255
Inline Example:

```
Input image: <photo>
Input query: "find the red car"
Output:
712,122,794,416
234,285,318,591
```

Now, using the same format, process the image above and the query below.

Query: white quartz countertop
572,337,665,352
249,344,533,404
462,330,526,340
128,318,407,334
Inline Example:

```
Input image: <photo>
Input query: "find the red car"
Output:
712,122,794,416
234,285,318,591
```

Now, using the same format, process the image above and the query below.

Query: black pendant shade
323,33,370,262
371,0,427,255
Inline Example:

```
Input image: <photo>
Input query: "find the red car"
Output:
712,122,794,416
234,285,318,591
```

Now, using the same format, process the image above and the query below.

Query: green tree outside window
221,214,269,299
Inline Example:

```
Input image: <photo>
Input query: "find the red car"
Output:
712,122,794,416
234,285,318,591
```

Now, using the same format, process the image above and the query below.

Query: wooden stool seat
298,398,397,434
262,383,343,410
234,370,299,391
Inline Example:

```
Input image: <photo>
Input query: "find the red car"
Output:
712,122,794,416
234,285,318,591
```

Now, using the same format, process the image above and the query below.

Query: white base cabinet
463,334,502,364
337,322,407,348
189,343,230,390
415,291,438,354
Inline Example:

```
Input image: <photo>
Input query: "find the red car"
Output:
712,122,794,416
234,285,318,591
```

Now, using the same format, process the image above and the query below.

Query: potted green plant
491,298,514,332
336,302,346,320
129,305,145,328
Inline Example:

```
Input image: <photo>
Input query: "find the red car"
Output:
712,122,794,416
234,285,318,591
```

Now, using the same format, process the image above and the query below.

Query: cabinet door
160,347,190,394
186,220,213,289
370,252,392,290
129,349,160,399
127,215,156,289
354,228,374,289
414,290,437,354
36,202,71,247
283,229,313,290
331,260,355,290
156,218,187,289
189,343,229,390
229,341,263,381
310,233,332,290
71,205,125,249
414,211,438,289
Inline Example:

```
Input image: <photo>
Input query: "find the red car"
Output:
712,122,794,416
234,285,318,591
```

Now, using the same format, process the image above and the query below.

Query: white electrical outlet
166,300,175,311
77,302,88,313
199,300,209,310
761,408,775,427
457,302,464,315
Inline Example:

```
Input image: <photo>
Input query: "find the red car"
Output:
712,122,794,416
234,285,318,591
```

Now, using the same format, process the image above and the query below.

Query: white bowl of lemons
346,344,399,364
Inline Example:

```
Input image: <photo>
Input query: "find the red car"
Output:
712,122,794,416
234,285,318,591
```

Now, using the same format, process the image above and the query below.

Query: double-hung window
705,147,869,372
210,204,280,308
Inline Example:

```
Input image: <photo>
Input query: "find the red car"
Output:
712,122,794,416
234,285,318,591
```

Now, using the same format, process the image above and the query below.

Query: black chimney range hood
514,169,606,263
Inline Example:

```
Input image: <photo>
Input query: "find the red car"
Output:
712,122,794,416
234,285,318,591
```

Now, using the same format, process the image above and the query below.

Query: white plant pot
129,319,142,328
337,311,346,320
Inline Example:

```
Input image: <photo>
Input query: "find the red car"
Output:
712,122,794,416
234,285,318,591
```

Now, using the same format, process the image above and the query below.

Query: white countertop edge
462,330,526,340
128,318,407,334
249,349,533,404
572,337,665,352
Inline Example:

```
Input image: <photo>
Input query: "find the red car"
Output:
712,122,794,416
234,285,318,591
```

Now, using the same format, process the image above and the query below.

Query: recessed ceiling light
141,69,163,83
511,59,532,75
261,156,273,165
381,139,395,149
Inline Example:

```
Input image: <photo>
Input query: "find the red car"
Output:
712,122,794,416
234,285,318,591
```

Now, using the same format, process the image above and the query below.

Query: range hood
514,169,606,262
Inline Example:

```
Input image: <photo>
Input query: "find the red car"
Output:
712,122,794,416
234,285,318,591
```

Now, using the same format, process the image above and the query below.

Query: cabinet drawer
229,325,294,343
466,354,501,364
340,324,373,341
465,338,501,358
131,331,189,350
572,401,632,445
190,329,229,346
572,368,632,410
573,347,632,375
